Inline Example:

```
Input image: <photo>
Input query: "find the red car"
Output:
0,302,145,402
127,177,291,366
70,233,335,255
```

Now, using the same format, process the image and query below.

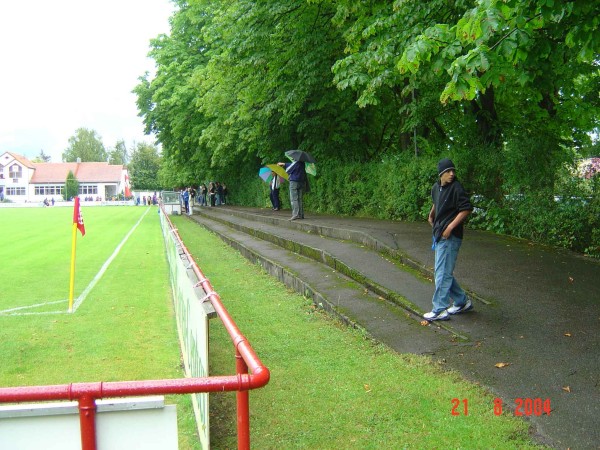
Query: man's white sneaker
447,298,473,315
423,309,450,321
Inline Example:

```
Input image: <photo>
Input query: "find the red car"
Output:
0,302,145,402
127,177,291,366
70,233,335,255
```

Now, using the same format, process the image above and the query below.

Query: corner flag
124,174,132,198
69,197,85,312
73,197,86,236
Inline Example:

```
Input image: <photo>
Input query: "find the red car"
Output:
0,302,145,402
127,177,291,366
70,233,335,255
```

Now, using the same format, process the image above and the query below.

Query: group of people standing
139,194,158,206
198,181,228,207
181,182,228,214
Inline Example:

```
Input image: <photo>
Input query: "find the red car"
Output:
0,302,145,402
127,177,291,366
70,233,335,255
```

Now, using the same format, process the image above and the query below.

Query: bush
222,153,599,258
304,153,436,221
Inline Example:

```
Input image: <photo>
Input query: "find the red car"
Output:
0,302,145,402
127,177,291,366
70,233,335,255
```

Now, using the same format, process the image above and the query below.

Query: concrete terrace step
190,205,470,338
187,208,460,355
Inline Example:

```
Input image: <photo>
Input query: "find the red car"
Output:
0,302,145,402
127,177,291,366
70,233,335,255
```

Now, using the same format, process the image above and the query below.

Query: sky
0,0,175,163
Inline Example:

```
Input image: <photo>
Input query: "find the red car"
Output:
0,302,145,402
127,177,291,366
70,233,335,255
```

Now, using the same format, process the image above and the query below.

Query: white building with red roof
0,152,129,203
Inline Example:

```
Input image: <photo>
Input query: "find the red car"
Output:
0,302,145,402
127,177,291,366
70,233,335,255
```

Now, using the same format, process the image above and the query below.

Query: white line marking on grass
72,208,151,312
3,310,67,316
0,300,68,316
0,208,151,317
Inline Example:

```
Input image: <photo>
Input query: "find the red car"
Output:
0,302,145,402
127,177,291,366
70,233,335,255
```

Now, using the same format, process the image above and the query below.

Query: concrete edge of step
191,212,470,341
192,216,372,334
196,206,491,307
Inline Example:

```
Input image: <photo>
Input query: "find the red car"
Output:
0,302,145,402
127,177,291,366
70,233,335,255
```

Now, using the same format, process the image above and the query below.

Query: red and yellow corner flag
124,174,132,198
69,197,85,312
73,197,86,236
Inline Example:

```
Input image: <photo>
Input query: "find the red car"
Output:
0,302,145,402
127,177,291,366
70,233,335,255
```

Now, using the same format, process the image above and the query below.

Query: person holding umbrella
278,150,315,220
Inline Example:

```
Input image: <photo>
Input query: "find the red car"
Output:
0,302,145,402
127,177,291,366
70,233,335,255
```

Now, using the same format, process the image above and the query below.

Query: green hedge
227,155,599,258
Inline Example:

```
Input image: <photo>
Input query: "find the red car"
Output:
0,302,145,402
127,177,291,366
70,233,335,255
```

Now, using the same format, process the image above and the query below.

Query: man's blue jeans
432,235,467,313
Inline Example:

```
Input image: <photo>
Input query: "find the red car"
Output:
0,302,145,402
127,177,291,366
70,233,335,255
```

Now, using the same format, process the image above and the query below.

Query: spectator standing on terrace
222,183,228,205
270,172,281,211
199,183,207,206
208,182,216,206
278,160,307,220
423,158,474,322
182,188,190,214
190,187,196,206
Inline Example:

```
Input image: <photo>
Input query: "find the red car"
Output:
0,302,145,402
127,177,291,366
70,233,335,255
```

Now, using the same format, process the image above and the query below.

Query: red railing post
236,348,250,450
78,394,98,450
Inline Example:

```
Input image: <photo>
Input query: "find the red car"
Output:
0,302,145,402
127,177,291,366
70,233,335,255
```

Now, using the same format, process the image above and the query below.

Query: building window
6,187,26,196
79,185,98,195
9,165,22,179
35,185,64,196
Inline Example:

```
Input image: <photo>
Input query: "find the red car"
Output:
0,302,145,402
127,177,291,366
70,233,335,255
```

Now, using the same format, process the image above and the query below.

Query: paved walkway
189,205,600,449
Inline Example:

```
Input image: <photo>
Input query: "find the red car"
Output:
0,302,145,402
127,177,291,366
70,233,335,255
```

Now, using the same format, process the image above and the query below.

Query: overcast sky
0,0,174,163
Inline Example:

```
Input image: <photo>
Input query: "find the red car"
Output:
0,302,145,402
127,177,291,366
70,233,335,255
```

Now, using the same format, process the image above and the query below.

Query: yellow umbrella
266,164,289,180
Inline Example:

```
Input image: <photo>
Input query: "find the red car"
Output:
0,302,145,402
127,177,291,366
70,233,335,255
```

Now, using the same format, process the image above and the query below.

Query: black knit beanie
437,158,455,177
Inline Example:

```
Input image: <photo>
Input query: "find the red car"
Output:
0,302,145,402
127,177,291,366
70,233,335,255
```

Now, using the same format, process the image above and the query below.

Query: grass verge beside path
174,217,543,449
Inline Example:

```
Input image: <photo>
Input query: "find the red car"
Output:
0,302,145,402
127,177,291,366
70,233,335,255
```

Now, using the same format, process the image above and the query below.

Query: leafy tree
128,142,162,190
64,170,79,201
395,0,599,195
32,149,51,163
133,0,600,255
329,0,599,199
62,128,108,162
108,140,129,165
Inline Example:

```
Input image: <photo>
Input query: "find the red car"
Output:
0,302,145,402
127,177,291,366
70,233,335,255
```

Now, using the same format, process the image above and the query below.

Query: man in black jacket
424,158,474,321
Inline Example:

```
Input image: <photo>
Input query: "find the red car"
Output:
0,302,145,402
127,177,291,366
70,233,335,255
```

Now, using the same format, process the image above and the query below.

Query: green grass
0,206,200,449
172,216,545,450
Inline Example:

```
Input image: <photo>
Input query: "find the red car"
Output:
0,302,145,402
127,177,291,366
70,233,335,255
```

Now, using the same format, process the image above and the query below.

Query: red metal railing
0,207,270,449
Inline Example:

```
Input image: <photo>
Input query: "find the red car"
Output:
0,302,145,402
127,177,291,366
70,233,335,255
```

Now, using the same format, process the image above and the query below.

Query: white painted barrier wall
0,397,177,450
160,208,211,449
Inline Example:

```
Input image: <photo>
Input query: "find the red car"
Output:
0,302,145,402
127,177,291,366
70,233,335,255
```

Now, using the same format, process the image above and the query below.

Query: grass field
0,206,200,449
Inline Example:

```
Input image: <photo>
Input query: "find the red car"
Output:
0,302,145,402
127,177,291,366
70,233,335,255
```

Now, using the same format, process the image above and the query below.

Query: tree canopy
134,0,599,254
136,1,598,190
32,149,51,163
108,139,129,165
128,142,162,191
62,128,108,162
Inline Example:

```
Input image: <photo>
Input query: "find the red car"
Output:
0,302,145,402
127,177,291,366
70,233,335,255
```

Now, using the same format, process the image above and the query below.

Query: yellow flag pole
68,222,78,313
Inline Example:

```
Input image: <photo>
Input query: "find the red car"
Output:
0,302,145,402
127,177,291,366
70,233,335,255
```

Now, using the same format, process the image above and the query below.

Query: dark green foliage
64,170,79,201
302,153,435,220
128,143,163,191
469,184,600,257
